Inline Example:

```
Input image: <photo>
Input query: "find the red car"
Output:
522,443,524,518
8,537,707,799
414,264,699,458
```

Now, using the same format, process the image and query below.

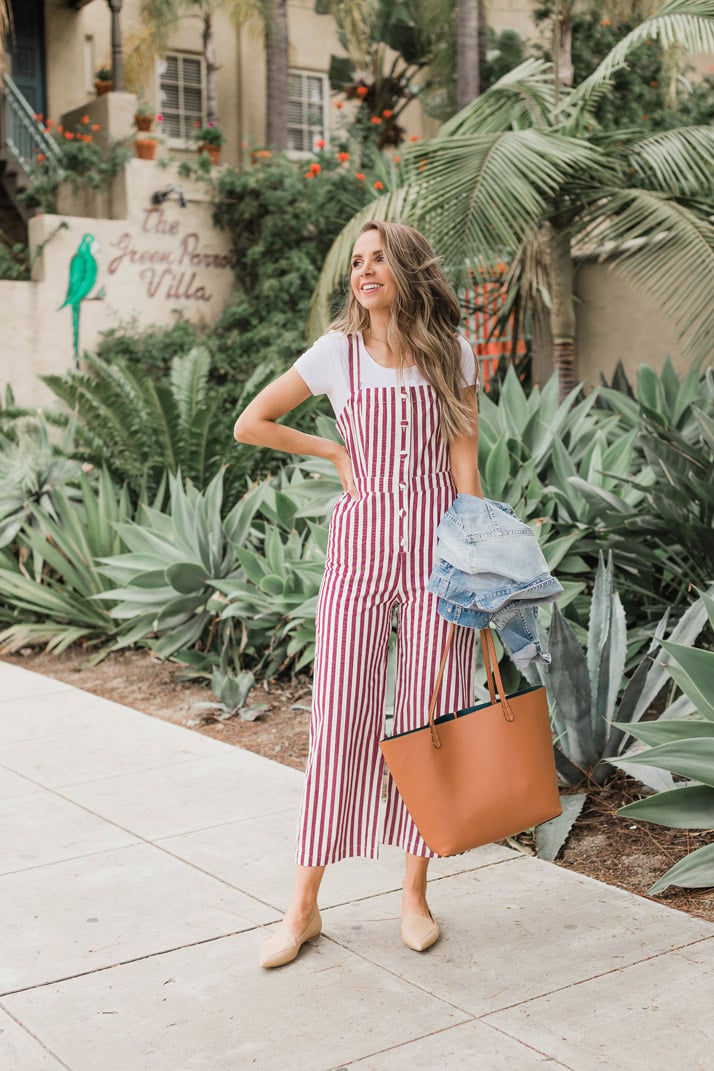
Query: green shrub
19,117,130,213
0,242,30,281
209,153,371,382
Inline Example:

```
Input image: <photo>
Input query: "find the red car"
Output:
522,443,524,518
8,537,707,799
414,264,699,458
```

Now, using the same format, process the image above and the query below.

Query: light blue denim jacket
428,495,563,669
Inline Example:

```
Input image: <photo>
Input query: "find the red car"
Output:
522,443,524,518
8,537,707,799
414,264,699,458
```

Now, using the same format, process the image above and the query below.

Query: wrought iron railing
1,74,60,175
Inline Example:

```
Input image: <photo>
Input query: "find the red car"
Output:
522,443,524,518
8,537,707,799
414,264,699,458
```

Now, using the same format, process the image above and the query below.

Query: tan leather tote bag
380,625,562,856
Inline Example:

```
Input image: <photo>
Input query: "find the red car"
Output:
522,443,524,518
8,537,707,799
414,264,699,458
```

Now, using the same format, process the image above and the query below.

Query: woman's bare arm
448,387,483,497
234,368,357,496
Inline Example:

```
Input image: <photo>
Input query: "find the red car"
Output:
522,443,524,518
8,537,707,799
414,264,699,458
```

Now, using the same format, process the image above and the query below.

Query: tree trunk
558,13,574,89
265,0,288,151
456,0,479,111
553,2,574,93
477,0,488,94
203,13,219,124
549,225,576,401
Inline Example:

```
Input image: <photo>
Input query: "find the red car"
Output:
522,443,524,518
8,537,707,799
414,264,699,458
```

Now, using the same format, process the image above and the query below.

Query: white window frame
286,69,329,158
156,51,206,150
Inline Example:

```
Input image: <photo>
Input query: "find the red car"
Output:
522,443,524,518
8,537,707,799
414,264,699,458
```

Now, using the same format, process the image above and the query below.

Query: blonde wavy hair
331,221,478,439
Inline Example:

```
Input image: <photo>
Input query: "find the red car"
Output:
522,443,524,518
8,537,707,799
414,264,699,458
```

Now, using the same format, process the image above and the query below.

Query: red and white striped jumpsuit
296,334,478,865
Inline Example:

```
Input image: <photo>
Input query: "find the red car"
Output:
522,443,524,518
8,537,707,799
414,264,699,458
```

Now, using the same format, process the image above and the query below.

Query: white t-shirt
293,330,479,419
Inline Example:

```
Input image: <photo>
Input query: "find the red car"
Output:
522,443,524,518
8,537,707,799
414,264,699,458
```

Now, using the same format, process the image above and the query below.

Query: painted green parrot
58,234,99,366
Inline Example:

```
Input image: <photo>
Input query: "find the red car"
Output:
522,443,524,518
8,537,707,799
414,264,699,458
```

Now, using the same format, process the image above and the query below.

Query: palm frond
170,344,210,428
579,188,714,360
402,130,607,278
324,0,377,68
623,126,714,197
568,0,714,113
440,58,558,135
307,128,608,337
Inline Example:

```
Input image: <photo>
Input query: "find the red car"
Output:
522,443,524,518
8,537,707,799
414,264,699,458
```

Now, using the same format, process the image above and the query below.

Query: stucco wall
0,158,236,409
572,258,691,389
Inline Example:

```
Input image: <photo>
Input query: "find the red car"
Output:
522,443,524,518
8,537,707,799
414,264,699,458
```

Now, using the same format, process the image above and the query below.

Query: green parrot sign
58,233,100,366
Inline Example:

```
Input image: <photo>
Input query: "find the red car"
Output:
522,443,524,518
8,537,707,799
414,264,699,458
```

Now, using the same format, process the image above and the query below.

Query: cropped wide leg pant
295,339,478,866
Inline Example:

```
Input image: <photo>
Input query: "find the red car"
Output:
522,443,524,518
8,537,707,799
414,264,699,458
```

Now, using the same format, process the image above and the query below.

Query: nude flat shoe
400,912,440,952
259,907,322,969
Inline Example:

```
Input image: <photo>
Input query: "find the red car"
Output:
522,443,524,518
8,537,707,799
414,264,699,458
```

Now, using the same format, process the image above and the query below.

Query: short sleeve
292,332,352,417
293,333,342,396
458,335,480,391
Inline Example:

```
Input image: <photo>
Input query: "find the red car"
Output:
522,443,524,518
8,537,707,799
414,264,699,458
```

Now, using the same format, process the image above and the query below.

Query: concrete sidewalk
1,661,713,1071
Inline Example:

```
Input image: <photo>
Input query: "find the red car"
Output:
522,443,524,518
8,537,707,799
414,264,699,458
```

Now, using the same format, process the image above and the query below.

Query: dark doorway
8,0,47,115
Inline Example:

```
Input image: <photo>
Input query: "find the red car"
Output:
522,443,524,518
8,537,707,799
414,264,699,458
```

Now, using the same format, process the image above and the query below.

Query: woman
234,221,483,969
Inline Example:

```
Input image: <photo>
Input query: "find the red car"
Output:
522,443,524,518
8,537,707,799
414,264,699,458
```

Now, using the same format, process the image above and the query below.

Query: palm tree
126,0,266,124
457,0,480,109
265,0,288,150
308,0,714,399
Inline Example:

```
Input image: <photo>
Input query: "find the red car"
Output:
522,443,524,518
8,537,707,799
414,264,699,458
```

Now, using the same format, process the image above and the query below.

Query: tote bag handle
426,625,514,749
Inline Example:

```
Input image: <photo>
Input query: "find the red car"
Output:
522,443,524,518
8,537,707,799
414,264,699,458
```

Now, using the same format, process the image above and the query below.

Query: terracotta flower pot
134,115,153,132
95,79,113,97
135,137,158,161
198,143,221,165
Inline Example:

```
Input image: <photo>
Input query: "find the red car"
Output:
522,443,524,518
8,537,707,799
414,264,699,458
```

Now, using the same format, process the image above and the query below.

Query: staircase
0,73,59,229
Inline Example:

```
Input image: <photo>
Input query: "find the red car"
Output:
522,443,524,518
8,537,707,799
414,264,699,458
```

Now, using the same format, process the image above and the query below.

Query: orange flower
370,116,382,125
85,134,93,142
393,155,400,164
641,114,650,120
356,85,368,98
37,153,45,163
337,151,350,162
65,131,75,140
57,124,64,134
373,180,384,190
309,162,321,174
304,171,314,179
355,172,365,181
81,115,90,124
335,100,344,109
650,80,658,87
34,112,43,122
382,109,393,118
419,161,426,171
45,119,54,129
315,139,325,149
600,18,611,25
92,123,100,132
409,135,420,142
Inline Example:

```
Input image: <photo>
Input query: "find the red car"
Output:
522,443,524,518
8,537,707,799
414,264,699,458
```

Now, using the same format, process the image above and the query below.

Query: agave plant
0,468,133,653
573,361,714,619
613,591,714,895
525,556,714,788
42,346,238,503
95,469,270,658
0,413,81,548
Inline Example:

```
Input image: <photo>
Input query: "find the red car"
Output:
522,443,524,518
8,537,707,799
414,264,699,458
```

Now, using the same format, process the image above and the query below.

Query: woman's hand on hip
331,444,358,498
